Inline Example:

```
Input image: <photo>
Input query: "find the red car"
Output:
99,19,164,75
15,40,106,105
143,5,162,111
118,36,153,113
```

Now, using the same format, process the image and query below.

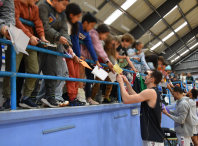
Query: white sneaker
87,98,99,105
77,88,89,105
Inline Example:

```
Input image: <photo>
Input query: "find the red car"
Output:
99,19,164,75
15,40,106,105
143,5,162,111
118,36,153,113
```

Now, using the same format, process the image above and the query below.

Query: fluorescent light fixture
189,42,198,50
104,0,137,25
175,22,187,32
187,36,195,43
162,32,174,42
104,10,122,25
180,50,189,56
84,2,99,12
168,54,176,60
121,0,137,10
121,25,130,31
150,42,162,50
171,56,180,63
150,22,187,50
163,6,178,18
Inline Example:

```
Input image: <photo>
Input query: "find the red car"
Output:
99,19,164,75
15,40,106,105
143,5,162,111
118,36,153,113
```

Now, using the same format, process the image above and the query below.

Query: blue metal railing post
10,45,17,110
186,81,189,92
117,85,121,103
167,89,171,105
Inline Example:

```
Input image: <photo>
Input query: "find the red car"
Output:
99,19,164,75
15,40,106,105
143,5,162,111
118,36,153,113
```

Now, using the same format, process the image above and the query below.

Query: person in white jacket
186,89,198,145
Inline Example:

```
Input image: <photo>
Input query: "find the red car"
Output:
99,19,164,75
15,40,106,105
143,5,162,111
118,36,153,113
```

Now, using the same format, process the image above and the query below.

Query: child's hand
136,51,141,55
133,68,138,73
59,36,68,44
67,47,73,55
73,56,79,63
30,36,39,46
95,61,102,69
80,56,86,61
40,36,49,47
1,26,10,40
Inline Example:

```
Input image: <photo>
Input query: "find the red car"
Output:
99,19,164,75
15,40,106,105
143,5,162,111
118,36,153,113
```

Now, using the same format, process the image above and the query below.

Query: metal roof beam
130,0,182,39
145,4,198,47
93,1,108,15
163,25,198,59
105,0,145,31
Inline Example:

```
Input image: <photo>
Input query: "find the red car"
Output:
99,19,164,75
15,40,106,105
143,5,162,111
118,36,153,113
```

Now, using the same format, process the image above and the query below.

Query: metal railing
0,18,147,110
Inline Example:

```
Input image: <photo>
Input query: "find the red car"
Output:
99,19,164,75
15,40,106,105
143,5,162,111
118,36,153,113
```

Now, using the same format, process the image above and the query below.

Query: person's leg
19,50,39,109
3,47,23,108
78,63,85,89
16,58,26,106
66,58,85,106
41,52,58,107
91,77,101,99
36,80,46,102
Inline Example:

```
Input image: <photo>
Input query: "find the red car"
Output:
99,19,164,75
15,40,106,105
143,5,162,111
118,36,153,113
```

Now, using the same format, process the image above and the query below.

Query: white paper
108,72,117,82
91,66,108,81
9,24,29,55
159,82,168,88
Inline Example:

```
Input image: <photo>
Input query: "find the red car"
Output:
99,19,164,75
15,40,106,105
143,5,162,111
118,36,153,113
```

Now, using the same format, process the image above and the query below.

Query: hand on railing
95,61,102,69
73,56,80,63
30,36,39,46
1,26,10,40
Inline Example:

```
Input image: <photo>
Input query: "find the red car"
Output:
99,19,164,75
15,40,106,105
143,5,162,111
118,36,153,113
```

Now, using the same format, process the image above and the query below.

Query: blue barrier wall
0,103,175,146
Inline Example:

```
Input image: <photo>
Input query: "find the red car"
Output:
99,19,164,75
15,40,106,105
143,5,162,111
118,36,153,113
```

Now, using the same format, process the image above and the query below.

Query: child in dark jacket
3,0,48,109
38,0,75,107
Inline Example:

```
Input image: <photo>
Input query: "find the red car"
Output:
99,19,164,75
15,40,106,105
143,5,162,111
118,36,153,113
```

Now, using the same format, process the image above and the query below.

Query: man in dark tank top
117,69,165,146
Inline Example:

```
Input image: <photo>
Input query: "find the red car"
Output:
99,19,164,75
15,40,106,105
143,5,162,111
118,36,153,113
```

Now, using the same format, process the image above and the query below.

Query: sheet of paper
91,65,108,81
113,64,123,74
79,59,92,70
159,82,168,88
7,26,19,54
10,24,29,55
108,72,117,82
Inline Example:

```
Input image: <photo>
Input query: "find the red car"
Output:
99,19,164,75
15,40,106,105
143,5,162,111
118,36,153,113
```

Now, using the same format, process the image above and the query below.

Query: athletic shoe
41,96,58,108
87,98,99,105
3,98,11,110
0,106,4,111
109,96,118,103
103,97,115,104
56,100,69,107
69,98,86,106
19,97,40,109
77,88,89,105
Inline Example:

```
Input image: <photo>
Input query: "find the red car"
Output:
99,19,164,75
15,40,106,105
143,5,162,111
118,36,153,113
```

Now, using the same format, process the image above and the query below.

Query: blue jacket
78,21,98,62
70,34,81,57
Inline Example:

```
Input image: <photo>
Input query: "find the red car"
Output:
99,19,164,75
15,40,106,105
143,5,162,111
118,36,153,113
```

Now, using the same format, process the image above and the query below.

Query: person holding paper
3,0,49,109
127,40,150,73
163,86,193,146
76,12,102,105
116,69,165,145
91,35,116,104
0,0,15,110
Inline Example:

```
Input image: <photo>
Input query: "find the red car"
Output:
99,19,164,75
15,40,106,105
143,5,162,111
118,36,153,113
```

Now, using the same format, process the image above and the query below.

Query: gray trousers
37,53,68,100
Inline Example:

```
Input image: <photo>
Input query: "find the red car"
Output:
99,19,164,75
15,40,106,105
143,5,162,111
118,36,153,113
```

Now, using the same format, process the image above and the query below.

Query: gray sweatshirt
0,0,15,37
189,98,198,133
169,97,193,137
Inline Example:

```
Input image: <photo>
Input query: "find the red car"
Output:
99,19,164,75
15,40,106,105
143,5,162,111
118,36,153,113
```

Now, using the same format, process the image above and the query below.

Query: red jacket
14,0,44,38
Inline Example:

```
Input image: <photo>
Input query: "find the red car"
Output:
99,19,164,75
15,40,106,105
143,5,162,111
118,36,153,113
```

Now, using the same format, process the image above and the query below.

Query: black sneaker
3,99,11,110
103,98,115,104
30,96,37,103
0,106,4,111
41,95,58,108
69,98,86,106
19,97,40,109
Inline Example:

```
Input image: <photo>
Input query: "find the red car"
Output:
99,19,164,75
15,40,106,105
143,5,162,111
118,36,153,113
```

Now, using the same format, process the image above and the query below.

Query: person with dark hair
186,72,194,91
186,89,198,145
117,69,165,145
127,40,150,73
77,12,102,105
163,85,194,146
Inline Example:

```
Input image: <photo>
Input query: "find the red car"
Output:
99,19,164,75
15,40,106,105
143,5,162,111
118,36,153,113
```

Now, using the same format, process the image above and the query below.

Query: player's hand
121,75,130,85
95,61,102,69
30,36,39,46
73,56,79,63
1,26,10,40
116,74,124,84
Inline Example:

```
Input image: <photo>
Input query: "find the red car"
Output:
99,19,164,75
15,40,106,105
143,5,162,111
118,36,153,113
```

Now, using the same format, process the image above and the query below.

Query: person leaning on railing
0,0,15,110
3,0,49,110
